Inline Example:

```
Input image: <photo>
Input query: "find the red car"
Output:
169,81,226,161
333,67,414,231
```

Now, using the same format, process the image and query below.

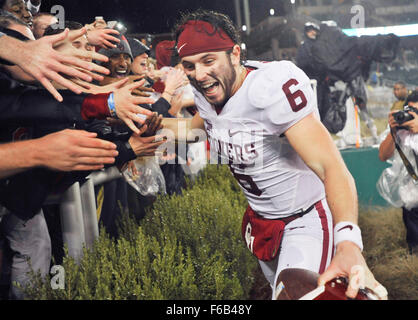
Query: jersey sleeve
247,61,319,135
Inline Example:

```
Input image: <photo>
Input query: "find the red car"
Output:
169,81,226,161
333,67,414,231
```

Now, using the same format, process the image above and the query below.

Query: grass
249,206,418,300
359,206,418,300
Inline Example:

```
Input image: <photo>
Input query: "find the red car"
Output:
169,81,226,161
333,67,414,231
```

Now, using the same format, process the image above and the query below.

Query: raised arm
0,129,118,179
379,111,400,161
0,29,110,102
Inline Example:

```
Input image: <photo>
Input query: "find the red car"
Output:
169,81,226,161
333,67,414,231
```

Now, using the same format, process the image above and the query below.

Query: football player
162,10,387,300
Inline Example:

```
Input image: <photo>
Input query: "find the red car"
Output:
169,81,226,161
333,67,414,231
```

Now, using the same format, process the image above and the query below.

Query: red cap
177,20,235,58
155,40,175,69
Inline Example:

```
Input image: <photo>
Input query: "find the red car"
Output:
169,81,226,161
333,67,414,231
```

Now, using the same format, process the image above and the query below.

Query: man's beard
190,56,237,110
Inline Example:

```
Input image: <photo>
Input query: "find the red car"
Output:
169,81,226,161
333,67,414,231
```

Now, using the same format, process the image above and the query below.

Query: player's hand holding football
317,241,388,300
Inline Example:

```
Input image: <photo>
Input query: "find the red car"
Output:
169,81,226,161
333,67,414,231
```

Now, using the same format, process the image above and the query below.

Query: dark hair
394,81,406,88
173,9,241,54
43,20,83,36
405,90,418,104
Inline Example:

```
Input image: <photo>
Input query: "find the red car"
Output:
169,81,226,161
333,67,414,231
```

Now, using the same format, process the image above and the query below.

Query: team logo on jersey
228,129,241,137
207,126,262,169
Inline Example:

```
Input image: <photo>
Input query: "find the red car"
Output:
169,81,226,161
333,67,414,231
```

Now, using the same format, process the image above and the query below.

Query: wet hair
43,20,83,36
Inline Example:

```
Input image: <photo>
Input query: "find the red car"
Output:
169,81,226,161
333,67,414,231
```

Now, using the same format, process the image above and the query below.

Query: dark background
39,0,290,35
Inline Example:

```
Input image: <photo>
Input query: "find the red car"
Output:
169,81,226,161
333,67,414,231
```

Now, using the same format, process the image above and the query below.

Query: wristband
107,92,117,118
333,221,363,252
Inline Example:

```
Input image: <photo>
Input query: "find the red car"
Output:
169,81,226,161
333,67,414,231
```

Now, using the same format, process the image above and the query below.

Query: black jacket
0,72,137,220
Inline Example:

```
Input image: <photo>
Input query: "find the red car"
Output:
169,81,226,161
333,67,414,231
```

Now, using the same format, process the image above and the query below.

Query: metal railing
57,166,122,262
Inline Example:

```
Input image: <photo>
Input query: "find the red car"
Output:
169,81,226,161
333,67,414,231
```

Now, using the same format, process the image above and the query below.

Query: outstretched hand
36,129,119,171
113,80,155,134
86,28,121,49
12,28,110,102
128,123,167,158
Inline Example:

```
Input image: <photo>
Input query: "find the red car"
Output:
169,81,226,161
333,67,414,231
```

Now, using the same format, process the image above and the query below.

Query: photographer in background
379,90,418,255
391,81,410,112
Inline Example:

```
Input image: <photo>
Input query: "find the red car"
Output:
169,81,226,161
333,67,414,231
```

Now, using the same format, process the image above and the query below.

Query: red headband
177,20,235,58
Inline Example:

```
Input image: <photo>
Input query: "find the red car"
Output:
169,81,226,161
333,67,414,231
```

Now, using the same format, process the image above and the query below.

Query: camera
393,105,418,125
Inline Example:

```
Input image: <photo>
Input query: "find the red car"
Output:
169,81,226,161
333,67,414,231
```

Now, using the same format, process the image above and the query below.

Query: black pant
97,178,128,239
402,207,418,254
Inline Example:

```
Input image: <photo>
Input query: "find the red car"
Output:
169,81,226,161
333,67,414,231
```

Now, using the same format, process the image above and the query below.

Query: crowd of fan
0,0,207,299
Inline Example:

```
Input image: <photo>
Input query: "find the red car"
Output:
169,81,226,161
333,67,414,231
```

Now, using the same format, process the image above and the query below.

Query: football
275,268,378,300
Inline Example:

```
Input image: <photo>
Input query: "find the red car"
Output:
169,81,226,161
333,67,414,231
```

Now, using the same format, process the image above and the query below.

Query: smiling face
181,45,242,109
107,53,132,78
4,0,33,27
131,53,149,75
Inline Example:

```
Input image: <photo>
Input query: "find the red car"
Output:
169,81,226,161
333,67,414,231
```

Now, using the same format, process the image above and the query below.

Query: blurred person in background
1,0,32,27
127,36,150,79
391,81,410,112
31,12,56,39
379,90,418,256
296,22,330,122
24,0,40,16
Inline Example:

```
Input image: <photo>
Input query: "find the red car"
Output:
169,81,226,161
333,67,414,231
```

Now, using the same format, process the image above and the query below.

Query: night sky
39,0,290,35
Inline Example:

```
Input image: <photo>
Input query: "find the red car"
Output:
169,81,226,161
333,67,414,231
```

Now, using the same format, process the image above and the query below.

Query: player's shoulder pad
246,60,310,109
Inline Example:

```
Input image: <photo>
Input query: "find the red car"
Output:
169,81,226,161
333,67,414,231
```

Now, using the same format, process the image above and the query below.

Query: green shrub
21,164,418,300
23,165,257,300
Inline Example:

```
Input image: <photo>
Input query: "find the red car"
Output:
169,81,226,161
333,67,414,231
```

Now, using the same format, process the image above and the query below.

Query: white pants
258,199,334,299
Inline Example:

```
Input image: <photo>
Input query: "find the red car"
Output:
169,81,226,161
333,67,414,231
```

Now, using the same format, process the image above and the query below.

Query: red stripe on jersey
246,67,256,76
315,200,330,274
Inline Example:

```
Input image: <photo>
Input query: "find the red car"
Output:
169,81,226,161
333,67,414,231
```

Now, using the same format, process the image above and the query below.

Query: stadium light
270,8,275,16
242,25,247,32
342,23,418,37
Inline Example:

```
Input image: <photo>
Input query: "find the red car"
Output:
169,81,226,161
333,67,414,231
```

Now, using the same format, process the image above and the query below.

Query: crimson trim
315,200,330,274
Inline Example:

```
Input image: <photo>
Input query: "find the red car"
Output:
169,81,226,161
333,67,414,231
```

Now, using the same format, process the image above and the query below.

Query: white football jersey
193,60,325,219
